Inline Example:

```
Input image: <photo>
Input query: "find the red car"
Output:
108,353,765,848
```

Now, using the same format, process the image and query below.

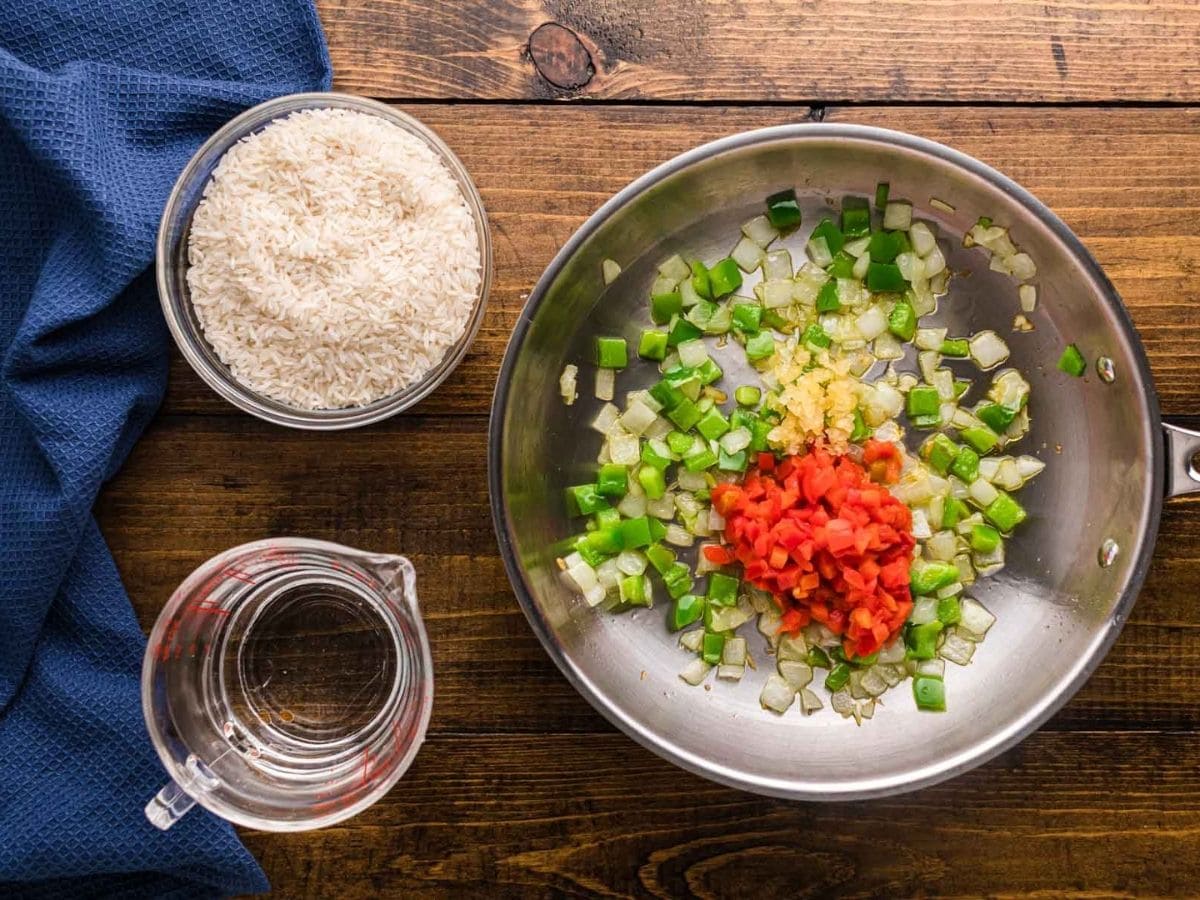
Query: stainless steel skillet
488,124,1200,799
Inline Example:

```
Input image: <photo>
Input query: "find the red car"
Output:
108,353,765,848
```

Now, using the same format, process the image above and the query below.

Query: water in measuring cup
146,543,431,829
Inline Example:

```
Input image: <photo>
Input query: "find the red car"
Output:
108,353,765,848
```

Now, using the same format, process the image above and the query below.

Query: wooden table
97,2,1200,895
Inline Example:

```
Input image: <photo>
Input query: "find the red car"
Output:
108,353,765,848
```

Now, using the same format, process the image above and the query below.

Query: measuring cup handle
1163,421,1200,498
144,779,196,830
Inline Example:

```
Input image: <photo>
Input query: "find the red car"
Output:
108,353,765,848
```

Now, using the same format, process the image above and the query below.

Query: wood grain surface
97,3,1200,897
316,0,1200,103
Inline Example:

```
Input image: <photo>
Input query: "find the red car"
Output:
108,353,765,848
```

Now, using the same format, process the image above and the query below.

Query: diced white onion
674,470,706,493
798,688,823,714
680,658,712,686
852,251,871,280
760,674,796,713
918,350,940,384
616,551,647,576
716,664,744,681
855,305,888,341
761,280,794,309
741,214,778,248
872,332,905,361
616,489,646,519
777,633,808,661
910,596,939,625
978,458,1001,482
915,327,947,351
732,236,765,272
968,478,999,506
763,248,793,281
925,529,958,561
911,508,933,540
609,431,640,465
909,280,936,316
995,458,1023,490
932,369,955,402
940,632,976,666
923,245,947,277
878,639,907,665
969,330,1010,370
860,668,889,697
602,258,622,284
722,637,748,667
658,253,690,284
1016,455,1045,480
844,236,871,258
960,597,996,636
990,369,1030,410
720,427,752,454
917,658,946,678
559,364,578,406
664,524,694,548
644,416,672,439
806,235,834,268
707,507,725,532
895,251,924,283
1009,252,1037,280
680,278,701,309
779,660,813,689
591,402,620,435
619,399,658,435
929,197,955,214
680,629,704,652
909,221,937,257
1019,283,1038,312
646,493,675,520
883,200,913,230
936,581,962,599
830,688,854,716
676,339,708,368
594,367,615,402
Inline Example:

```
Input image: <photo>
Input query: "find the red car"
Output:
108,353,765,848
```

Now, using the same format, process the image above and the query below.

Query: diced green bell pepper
937,595,962,625
887,299,917,341
745,330,777,360
668,316,703,347
906,386,940,418
1058,343,1086,377
841,196,872,239
702,631,726,664
572,537,609,569
970,523,1001,553
618,516,653,549
961,426,999,455
735,385,762,407
667,398,703,431
874,181,889,210
924,433,959,475
663,562,693,599
708,258,743,298
646,543,676,575
910,413,941,429
618,574,650,607
750,417,773,452
566,483,608,516
696,358,723,385
648,518,667,542
596,463,628,498
696,408,730,441
867,261,907,293
950,446,980,482
816,279,841,313
810,218,844,255
641,441,671,471
649,380,684,411
942,497,969,529
732,302,762,334
913,675,946,711
984,491,1027,532
637,465,666,500
669,594,705,631
940,338,969,358
594,507,622,530
690,261,712,299
666,430,694,456
717,447,748,472
596,336,628,368
824,662,851,692
650,291,682,324
807,646,831,669
976,403,1016,432
910,561,959,596
765,188,802,230
827,250,856,279
906,621,944,660
801,323,831,350
684,447,718,472
584,526,623,556
868,229,908,263
850,409,871,443
638,329,668,361
707,572,739,607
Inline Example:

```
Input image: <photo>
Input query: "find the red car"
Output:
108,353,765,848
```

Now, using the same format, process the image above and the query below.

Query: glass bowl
156,92,492,430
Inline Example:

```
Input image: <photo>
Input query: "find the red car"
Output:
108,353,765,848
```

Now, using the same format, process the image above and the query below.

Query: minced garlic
766,344,862,455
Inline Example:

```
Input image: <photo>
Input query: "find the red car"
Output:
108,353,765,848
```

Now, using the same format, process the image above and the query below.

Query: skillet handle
1163,421,1200,498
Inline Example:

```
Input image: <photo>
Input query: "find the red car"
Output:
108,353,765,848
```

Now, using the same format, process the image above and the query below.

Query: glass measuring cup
141,538,433,831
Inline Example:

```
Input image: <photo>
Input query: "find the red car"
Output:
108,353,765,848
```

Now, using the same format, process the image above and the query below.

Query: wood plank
98,415,1200,735
160,105,1200,419
240,730,1200,898
316,0,1200,103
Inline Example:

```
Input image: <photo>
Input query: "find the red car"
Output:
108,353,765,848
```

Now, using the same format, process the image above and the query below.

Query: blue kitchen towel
0,1,330,896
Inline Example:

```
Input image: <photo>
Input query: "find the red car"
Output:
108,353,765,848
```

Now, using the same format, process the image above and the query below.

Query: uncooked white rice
186,107,481,410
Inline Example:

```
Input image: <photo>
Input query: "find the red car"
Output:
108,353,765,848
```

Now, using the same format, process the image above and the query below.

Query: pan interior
493,128,1159,797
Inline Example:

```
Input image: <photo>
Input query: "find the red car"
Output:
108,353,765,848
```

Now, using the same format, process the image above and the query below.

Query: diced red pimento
709,442,915,659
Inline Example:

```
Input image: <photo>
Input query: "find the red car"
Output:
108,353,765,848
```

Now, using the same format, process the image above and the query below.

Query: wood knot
528,22,594,91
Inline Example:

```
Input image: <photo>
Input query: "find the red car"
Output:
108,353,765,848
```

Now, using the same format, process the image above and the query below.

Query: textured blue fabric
0,1,331,895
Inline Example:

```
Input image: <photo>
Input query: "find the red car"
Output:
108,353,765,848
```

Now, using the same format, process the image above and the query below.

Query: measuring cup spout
145,780,195,830
367,554,420,614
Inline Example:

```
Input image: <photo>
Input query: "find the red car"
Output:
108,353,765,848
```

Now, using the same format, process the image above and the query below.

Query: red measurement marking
222,567,258,585
330,559,375,588
184,600,230,617
360,749,371,786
